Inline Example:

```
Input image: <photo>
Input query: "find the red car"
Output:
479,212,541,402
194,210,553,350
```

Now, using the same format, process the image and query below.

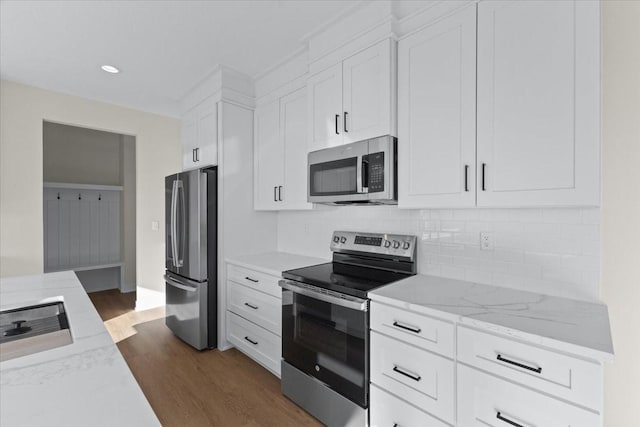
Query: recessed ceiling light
101,65,120,74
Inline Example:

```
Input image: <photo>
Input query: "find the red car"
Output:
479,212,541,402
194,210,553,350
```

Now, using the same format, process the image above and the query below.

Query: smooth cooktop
282,262,413,299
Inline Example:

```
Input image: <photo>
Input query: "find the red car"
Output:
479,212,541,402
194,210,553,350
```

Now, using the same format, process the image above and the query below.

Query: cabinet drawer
227,281,281,336
371,301,454,358
458,364,601,427
457,326,602,410
226,311,281,377
227,263,281,297
370,384,449,427
371,331,454,424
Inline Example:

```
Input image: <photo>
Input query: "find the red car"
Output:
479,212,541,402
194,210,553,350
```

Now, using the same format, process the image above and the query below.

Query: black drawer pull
392,366,421,382
481,163,487,191
245,277,259,283
244,336,258,345
335,114,340,134
497,354,542,373
464,164,469,192
393,424,398,427
496,412,524,427
244,302,258,310
392,321,421,334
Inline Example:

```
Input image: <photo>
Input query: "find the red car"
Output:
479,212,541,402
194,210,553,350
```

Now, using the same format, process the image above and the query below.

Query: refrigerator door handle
164,274,198,292
176,179,185,267
170,180,179,267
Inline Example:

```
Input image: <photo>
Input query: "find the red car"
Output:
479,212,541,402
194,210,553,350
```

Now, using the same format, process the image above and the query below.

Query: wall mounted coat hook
78,193,82,200
98,194,102,201
57,193,60,200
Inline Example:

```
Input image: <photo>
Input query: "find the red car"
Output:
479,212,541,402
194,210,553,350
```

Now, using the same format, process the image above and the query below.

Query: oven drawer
371,301,454,358
227,264,280,297
370,384,449,427
370,331,454,424
227,311,281,376
227,281,281,336
458,364,601,427
457,326,603,410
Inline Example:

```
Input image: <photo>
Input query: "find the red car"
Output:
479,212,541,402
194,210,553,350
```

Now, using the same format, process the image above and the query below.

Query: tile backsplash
277,206,600,301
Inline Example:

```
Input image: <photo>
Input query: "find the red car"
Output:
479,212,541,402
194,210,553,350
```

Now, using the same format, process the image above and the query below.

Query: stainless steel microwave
307,135,397,205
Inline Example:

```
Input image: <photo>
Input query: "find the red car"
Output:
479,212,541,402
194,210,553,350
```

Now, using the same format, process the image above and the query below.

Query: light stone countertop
0,271,160,426
370,274,614,362
225,251,328,276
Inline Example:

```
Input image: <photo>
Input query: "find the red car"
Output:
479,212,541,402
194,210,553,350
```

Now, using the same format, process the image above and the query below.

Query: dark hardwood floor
88,290,321,427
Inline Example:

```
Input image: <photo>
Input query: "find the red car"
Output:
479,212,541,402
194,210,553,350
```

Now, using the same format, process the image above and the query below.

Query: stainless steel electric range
279,231,417,427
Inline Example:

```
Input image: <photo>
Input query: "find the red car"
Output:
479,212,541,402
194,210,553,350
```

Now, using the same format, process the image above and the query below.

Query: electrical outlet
151,220,160,231
480,232,494,251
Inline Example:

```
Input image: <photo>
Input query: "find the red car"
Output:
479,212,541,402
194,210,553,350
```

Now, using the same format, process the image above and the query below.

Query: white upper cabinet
342,39,394,144
307,39,396,152
254,100,283,210
476,0,600,207
398,5,477,208
182,96,218,170
254,87,312,211
307,63,343,152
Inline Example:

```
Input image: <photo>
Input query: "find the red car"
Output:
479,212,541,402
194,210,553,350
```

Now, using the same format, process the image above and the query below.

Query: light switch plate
151,220,160,231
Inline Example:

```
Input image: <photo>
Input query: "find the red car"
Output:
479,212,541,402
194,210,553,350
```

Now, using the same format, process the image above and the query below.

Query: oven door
280,280,369,408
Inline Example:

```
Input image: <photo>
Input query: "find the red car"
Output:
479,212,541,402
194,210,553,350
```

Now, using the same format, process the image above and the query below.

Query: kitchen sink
0,300,73,362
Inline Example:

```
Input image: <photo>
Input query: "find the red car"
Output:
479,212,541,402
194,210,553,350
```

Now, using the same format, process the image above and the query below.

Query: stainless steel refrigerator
164,168,217,350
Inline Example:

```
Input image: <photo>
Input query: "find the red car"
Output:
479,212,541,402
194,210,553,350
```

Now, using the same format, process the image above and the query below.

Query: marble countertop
370,274,614,362
0,271,160,426
225,251,328,276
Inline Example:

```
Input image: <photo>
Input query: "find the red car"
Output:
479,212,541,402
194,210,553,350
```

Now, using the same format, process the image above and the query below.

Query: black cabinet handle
344,111,348,133
193,148,197,163
496,412,524,427
392,321,421,334
496,354,542,373
274,186,277,202
481,163,486,191
245,276,259,283
278,185,283,202
464,165,469,192
335,114,340,134
392,366,421,382
244,302,258,310
393,424,398,427
196,147,200,161
244,336,258,345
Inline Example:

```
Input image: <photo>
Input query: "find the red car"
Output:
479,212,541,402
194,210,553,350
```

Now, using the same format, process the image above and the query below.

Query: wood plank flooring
88,290,321,427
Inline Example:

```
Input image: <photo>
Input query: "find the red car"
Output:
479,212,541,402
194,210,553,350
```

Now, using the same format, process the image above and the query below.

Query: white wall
0,80,180,305
279,206,600,301
43,121,122,185
601,2,640,425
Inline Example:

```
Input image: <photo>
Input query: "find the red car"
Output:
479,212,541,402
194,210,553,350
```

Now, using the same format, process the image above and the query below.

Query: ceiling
0,0,359,117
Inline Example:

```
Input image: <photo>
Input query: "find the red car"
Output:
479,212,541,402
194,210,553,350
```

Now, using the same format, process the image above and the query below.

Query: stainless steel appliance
307,135,397,205
165,168,217,350
279,231,417,427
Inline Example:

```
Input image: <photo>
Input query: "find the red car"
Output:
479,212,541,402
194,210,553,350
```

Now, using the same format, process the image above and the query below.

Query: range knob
403,241,410,250
392,240,400,249
340,236,347,244
333,236,340,243
383,240,391,248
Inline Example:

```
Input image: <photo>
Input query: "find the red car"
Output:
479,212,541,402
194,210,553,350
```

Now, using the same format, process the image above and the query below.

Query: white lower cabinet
457,364,600,427
226,311,281,376
370,384,449,427
226,261,282,377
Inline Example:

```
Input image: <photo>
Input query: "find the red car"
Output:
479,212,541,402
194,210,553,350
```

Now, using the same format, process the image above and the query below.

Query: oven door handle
279,280,369,312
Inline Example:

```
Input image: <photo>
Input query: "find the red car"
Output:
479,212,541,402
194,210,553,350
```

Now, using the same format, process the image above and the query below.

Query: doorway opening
42,121,136,294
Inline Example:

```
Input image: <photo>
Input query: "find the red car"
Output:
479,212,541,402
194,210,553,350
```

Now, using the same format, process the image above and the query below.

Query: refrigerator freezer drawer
165,274,208,350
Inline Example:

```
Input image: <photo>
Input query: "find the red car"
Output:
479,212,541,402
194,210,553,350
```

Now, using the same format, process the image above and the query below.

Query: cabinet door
182,107,198,170
254,100,283,210
477,0,600,207
342,39,395,144
307,63,343,152
196,97,218,167
398,5,477,208
280,88,312,210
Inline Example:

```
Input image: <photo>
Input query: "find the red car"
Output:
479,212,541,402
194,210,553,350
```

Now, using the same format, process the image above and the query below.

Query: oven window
309,157,358,196
282,289,368,408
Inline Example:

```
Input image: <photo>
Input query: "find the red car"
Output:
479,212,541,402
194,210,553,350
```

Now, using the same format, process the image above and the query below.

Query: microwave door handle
356,156,368,194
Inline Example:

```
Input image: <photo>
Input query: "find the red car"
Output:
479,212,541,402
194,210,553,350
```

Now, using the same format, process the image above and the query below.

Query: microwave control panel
365,152,385,193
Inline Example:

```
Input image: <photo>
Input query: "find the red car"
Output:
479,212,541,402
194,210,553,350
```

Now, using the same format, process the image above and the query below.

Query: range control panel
330,231,417,261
